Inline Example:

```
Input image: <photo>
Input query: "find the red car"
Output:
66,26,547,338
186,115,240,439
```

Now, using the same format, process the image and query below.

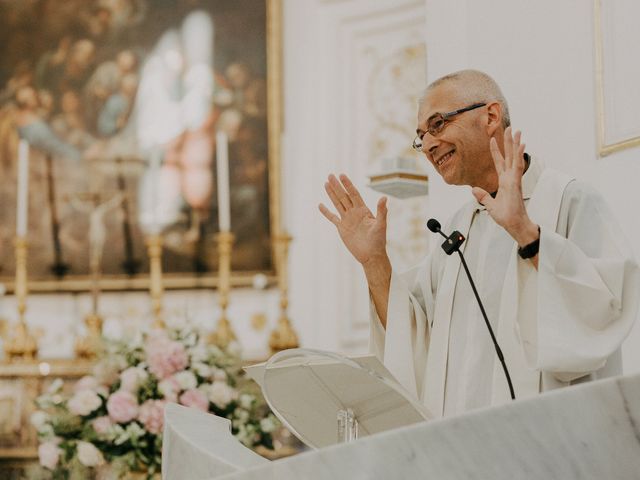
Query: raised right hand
319,174,388,266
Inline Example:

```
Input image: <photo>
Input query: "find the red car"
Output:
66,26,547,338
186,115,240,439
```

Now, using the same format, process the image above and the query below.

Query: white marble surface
211,373,640,479
162,404,269,480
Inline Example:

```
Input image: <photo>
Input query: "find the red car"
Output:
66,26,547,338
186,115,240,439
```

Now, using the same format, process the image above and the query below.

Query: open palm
472,127,528,233
319,174,388,265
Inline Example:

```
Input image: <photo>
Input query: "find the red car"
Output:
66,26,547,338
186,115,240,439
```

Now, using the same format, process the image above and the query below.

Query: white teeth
437,151,454,166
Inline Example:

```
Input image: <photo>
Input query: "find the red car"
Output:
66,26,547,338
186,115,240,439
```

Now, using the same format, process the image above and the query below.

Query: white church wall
424,0,640,373
283,0,429,354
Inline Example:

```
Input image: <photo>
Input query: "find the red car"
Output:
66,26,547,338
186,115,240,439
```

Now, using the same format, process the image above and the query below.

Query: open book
244,349,432,449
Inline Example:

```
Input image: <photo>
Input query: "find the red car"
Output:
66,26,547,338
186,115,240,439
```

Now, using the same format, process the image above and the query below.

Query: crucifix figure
70,192,124,282
69,192,123,358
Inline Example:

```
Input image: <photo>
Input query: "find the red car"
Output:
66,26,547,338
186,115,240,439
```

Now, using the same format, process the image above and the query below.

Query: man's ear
485,102,502,136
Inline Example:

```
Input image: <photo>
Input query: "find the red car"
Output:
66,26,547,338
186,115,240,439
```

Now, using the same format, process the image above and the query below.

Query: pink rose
179,389,209,412
38,442,61,470
146,336,188,380
138,399,166,434
106,390,139,423
92,416,113,435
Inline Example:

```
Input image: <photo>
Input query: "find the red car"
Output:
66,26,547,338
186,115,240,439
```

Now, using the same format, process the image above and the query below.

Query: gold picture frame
0,0,283,293
594,0,640,156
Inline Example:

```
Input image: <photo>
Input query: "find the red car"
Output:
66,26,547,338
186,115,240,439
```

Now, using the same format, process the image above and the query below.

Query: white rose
38,441,61,470
173,370,197,390
68,390,102,416
189,344,209,363
158,378,179,402
239,393,254,410
192,362,211,378
77,441,105,467
119,367,148,393
73,376,99,393
260,416,279,433
211,368,227,382
207,381,237,409
235,409,249,422
30,411,49,431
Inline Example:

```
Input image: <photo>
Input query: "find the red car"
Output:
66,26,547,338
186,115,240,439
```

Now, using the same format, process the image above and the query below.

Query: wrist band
517,226,541,259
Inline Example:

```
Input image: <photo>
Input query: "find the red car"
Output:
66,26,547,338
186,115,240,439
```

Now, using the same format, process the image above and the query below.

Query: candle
216,131,231,232
16,140,29,237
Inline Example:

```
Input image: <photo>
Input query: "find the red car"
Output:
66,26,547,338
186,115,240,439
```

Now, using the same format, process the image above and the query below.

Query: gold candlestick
5,237,38,361
209,231,237,348
75,313,103,359
75,256,103,359
269,232,299,353
146,234,165,329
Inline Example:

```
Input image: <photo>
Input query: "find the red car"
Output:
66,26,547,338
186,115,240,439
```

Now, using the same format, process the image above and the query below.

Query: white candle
16,140,29,237
216,131,231,232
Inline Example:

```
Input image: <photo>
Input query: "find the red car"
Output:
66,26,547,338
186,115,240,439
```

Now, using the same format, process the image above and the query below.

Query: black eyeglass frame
412,102,487,151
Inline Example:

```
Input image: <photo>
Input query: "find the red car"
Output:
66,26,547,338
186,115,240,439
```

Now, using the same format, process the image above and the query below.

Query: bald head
422,70,510,129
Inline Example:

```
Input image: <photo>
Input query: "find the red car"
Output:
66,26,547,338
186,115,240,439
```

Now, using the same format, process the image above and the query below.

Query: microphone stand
430,222,516,400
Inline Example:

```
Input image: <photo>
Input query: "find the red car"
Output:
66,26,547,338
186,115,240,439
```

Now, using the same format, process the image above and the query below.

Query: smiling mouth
436,149,455,167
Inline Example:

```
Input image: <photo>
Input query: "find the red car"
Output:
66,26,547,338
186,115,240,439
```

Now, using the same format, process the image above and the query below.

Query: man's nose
421,133,440,156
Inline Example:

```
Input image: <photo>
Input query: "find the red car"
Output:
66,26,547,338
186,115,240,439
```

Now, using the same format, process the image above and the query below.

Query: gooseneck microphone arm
427,218,516,400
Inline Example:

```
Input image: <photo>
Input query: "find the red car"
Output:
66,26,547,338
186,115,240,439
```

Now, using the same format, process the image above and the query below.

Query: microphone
427,218,516,400
427,219,465,255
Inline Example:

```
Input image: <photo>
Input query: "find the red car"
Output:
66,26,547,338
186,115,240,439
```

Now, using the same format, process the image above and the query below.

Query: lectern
244,348,432,448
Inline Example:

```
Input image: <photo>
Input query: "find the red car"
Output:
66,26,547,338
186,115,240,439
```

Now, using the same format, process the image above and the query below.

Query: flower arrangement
32,326,280,479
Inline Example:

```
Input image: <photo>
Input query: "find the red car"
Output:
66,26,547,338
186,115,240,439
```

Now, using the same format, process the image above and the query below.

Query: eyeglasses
412,102,486,151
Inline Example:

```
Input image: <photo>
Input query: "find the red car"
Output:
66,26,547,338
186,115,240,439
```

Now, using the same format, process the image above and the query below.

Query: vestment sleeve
529,181,639,381
369,255,435,397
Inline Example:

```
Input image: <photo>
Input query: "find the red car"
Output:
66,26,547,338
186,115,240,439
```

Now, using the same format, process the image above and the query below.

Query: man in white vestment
319,70,640,418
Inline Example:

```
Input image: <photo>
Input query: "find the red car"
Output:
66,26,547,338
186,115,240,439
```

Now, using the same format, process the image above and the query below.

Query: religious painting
0,0,282,291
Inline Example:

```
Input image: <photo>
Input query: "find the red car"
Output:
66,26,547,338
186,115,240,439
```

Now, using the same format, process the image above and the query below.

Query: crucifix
68,191,123,358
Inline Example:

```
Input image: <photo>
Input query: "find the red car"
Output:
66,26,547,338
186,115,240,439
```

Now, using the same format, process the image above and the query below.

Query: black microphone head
427,218,441,233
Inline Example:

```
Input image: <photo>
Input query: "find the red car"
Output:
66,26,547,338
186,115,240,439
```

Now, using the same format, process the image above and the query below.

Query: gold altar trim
0,447,37,459
2,272,277,294
0,359,94,377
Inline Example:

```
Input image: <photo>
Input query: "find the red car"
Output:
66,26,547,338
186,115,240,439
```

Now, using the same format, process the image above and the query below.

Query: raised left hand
472,127,539,247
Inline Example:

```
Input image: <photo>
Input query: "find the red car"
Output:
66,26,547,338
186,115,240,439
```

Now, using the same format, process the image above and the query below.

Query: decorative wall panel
595,0,640,155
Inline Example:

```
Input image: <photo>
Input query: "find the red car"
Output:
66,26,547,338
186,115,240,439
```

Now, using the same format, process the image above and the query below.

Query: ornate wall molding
594,0,640,156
